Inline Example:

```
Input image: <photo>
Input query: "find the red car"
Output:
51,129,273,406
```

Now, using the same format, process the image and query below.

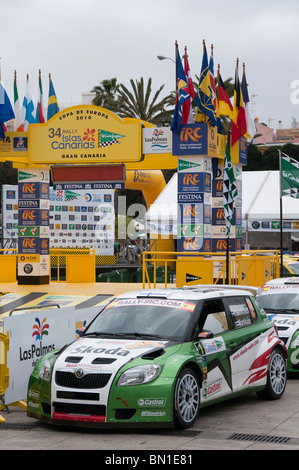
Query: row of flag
170,40,256,240
0,70,59,139
170,40,256,147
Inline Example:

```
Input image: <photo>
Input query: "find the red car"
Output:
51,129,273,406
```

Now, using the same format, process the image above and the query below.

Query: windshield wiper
82,331,122,337
128,332,166,340
263,307,299,314
277,308,299,313
83,331,166,340
262,307,281,312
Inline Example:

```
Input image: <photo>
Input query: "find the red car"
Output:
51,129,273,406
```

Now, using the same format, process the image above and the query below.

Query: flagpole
279,149,283,277
175,40,178,99
217,64,220,102
202,39,206,124
226,235,230,285
225,130,231,285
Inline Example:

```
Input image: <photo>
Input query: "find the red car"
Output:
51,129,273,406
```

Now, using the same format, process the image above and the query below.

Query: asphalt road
1,377,299,452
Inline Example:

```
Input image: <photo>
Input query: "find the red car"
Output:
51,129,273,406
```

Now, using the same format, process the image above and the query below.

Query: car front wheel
257,348,287,400
173,367,200,429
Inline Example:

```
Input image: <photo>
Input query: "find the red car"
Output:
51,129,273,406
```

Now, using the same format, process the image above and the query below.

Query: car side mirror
198,331,214,339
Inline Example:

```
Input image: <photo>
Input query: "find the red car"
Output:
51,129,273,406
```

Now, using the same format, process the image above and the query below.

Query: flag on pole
13,71,24,131
0,80,15,140
281,153,299,198
241,64,256,141
223,133,238,237
36,69,45,123
217,72,233,119
182,47,195,124
47,74,59,120
231,59,246,147
171,42,191,135
195,40,217,126
209,45,222,132
22,75,35,130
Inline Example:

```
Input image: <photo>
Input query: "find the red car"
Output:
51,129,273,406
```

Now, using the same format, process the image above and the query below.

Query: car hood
54,336,177,375
268,313,299,338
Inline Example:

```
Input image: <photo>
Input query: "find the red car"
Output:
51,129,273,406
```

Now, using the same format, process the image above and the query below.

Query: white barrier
3,305,102,405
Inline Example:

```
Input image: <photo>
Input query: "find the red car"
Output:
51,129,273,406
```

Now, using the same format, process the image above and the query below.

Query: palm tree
117,77,174,126
91,78,120,113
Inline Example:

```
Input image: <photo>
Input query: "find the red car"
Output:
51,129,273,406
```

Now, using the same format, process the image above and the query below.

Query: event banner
2,185,115,256
28,105,142,164
177,155,212,253
172,123,217,157
17,169,50,281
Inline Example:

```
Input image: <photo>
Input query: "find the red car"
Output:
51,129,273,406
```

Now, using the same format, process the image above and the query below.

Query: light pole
157,55,175,64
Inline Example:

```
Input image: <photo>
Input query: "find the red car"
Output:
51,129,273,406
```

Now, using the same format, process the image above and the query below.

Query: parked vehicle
257,277,299,374
27,286,287,429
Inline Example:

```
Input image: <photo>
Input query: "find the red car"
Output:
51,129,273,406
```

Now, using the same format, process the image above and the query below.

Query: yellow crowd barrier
50,248,96,283
0,249,17,282
0,330,27,423
142,250,280,289
0,330,10,423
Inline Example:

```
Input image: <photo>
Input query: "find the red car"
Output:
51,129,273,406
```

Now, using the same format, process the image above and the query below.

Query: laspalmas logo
20,317,55,366
32,317,49,341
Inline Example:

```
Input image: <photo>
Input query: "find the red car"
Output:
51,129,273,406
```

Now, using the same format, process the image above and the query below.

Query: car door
222,295,260,392
197,298,239,404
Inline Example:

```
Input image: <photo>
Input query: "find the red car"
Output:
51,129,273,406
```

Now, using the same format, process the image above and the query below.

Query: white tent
146,173,178,235
146,171,299,236
242,170,299,219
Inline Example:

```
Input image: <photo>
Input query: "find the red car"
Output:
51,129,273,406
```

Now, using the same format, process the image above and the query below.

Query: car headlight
38,359,52,382
117,364,162,386
291,334,299,348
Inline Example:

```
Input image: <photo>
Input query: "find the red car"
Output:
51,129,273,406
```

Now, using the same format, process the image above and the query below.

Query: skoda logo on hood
74,368,85,379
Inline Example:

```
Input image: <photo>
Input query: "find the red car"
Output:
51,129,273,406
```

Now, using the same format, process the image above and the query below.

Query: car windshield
257,293,299,312
286,263,299,274
84,297,197,341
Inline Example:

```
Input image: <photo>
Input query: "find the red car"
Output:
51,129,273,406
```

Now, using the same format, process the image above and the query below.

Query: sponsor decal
28,401,40,409
71,344,130,356
141,411,167,417
200,337,226,355
28,389,40,399
106,298,196,312
291,348,299,365
233,339,259,361
203,379,222,399
137,398,167,407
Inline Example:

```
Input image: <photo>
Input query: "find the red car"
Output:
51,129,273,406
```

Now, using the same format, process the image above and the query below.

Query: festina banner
281,153,299,198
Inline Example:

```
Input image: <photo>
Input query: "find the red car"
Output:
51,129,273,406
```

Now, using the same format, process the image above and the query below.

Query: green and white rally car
27,287,288,429
257,277,299,374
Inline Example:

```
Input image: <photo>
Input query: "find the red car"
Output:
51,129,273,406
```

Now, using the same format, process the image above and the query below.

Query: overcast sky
1,0,299,130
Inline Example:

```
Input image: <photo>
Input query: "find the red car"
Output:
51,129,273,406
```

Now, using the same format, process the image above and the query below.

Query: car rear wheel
173,367,200,429
257,348,287,400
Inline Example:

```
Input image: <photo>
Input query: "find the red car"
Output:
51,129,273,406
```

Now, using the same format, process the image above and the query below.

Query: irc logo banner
178,172,204,193
18,237,39,254
172,123,217,157
18,168,50,281
18,236,50,255
18,209,49,227
177,155,212,253
18,182,49,200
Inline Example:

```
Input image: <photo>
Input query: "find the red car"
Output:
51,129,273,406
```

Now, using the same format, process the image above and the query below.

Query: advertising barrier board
3,305,103,404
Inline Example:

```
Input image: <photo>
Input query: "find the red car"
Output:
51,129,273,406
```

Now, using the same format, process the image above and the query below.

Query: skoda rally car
27,287,288,429
257,277,299,373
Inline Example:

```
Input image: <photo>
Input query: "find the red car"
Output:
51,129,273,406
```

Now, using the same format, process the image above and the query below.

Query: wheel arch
271,342,288,362
176,360,204,388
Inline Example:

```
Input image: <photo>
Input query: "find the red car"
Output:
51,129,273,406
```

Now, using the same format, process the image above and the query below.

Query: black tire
173,367,200,429
257,348,287,400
